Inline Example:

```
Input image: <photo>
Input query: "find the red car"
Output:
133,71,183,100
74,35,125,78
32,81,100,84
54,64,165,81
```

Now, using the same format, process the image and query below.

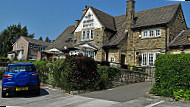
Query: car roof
8,63,34,66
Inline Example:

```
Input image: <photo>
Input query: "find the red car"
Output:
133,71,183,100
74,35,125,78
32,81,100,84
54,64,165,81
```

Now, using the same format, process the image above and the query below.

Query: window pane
91,30,94,39
142,53,147,65
143,31,147,37
156,29,161,36
82,31,85,40
149,30,154,37
149,53,154,66
86,30,90,39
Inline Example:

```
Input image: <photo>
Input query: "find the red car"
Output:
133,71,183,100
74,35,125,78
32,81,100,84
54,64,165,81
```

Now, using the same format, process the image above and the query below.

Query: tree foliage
45,36,51,43
39,36,43,41
0,23,34,57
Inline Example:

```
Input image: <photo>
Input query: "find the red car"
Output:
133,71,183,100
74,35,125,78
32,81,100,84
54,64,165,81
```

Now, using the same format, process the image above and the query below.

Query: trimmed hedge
97,66,120,89
150,54,190,100
62,56,99,92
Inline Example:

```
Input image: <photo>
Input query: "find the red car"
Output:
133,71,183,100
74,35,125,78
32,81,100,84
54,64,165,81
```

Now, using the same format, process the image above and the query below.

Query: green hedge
150,54,190,100
0,68,5,80
97,66,120,89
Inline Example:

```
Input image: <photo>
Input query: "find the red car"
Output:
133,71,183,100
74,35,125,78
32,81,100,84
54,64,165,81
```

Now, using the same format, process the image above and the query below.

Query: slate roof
170,29,190,47
90,6,116,31
22,36,50,47
46,25,75,51
104,3,181,47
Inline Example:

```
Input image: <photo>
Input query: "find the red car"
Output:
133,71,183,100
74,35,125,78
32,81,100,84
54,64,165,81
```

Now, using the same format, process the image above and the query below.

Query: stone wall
168,6,187,43
113,69,148,86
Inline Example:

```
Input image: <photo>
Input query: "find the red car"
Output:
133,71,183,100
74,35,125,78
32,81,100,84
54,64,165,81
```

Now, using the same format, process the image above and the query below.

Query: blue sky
0,0,190,40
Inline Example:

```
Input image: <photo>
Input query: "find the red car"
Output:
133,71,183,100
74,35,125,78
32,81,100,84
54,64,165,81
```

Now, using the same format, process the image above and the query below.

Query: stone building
8,36,50,61
47,0,189,67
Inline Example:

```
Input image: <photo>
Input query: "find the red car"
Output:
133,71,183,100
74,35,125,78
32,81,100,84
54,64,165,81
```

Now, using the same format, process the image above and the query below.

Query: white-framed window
142,53,147,66
81,29,94,41
149,53,154,66
81,31,85,41
86,30,90,40
155,29,161,37
142,29,161,38
142,52,160,66
90,29,94,40
142,31,148,38
149,30,154,37
110,56,115,62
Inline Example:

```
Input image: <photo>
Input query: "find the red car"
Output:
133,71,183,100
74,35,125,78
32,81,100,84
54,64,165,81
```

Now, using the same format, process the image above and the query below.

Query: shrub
97,66,120,89
61,56,99,92
150,54,190,100
0,68,5,80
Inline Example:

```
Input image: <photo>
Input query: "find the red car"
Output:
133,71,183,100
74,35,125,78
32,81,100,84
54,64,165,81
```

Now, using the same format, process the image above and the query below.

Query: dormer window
81,29,94,41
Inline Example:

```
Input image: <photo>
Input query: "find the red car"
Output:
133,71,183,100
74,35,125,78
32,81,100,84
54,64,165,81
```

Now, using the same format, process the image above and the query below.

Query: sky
0,0,190,41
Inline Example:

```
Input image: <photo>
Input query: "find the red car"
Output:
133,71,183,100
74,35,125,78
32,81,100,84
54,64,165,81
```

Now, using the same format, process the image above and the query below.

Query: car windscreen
7,65,37,73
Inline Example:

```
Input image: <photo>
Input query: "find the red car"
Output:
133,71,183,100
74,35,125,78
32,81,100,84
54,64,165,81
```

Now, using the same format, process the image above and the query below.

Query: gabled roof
46,25,75,51
50,3,182,49
90,6,116,31
170,29,190,47
22,36,50,46
104,3,181,47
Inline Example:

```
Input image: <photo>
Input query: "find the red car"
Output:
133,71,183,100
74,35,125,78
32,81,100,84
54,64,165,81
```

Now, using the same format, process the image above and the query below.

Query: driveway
81,82,152,102
1,81,189,107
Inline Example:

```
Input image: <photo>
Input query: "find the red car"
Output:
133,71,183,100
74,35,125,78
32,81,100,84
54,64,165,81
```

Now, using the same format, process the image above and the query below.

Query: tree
0,23,35,57
45,36,51,43
39,36,43,41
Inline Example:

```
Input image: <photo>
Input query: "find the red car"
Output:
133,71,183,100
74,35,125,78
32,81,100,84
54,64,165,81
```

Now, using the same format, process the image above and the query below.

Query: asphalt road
0,81,189,107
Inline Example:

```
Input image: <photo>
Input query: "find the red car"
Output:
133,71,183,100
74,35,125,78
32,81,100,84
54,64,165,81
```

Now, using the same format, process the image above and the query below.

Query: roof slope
104,3,180,47
90,6,116,31
46,25,75,50
170,29,190,47
133,3,180,29
22,36,50,46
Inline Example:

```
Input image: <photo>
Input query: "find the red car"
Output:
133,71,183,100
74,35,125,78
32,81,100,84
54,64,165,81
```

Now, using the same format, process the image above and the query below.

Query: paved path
81,82,152,102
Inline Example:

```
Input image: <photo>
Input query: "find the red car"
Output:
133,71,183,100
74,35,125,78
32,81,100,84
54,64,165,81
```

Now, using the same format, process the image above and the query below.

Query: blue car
1,63,40,97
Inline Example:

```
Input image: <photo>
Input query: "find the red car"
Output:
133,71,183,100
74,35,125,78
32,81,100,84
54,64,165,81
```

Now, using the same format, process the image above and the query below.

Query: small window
110,56,115,62
82,31,85,41
90,30,94,40
30,44,33,48
143,31,148,38
155,29,161,37
149,30,154,37
86,30,90,40
20,44,24,50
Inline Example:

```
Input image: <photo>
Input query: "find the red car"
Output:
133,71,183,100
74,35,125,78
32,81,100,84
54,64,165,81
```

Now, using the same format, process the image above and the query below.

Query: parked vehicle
1,63,40,97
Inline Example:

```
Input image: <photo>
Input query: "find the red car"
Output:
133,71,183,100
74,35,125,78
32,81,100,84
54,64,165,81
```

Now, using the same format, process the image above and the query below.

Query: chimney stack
82,5,88,16
75,20,80,28
126,0,135,30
